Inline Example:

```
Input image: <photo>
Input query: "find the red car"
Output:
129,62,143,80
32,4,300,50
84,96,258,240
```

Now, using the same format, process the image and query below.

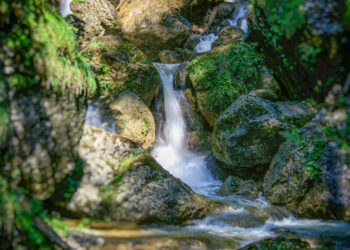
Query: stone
69,0,120,47
116,0,191,60
183,35,201,51
263,108,350,221
83,37,160,106
187,43,279,127
219,176,261,197
103,91,156,149
67,126,214,224
159,50,182,64
211,94,317,174
212,26,244,48
3,89,87,200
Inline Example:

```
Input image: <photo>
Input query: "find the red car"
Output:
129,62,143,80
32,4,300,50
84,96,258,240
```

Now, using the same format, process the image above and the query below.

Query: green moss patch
187,42,263,114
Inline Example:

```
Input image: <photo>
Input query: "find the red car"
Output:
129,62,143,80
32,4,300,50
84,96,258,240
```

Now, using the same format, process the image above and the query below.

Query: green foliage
0,176,52,249
344,0,350,28
188,43,263,113
118,151,146,173
1,0,96,93
285,127,325,180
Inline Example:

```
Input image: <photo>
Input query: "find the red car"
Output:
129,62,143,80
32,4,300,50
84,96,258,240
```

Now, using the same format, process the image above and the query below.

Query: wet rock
3,89,87,200
263,107,350,221
83,37,160,105
212,26,244,48
116,0,190,60
211,95,317,174
183,34,201,51
159,50,182,64
219,176,261,197
68,126,213,224
69,0,120,47
101,92,156,149
240,237,310,250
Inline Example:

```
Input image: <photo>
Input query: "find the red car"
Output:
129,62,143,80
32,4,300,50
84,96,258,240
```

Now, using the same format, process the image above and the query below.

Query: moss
85,39,158,100
0,0,96,148
1,0,96,93
187,42,263,114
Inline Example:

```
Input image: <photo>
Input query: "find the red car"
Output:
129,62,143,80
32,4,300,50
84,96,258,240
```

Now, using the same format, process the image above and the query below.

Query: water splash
59,0,73,18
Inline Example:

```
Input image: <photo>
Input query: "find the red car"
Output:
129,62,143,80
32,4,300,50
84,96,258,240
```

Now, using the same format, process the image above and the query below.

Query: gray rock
3,89,87,200
219,176,261,197
68,125,213,224
211,95,317,174
263,108,350,221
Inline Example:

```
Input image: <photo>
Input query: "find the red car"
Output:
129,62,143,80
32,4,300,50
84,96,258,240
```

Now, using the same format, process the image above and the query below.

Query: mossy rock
187,42,278,126
83,36,160,105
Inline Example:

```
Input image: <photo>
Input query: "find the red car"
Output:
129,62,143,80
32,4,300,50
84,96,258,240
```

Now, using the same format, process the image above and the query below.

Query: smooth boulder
104,92,156,149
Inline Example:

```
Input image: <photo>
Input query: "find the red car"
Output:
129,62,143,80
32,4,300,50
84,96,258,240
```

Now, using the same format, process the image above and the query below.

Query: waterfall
152,63,216,188
59,0,73,18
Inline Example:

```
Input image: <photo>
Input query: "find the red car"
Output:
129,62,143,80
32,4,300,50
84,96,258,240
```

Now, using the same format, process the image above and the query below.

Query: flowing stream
148,62,350,249
79,2,350,248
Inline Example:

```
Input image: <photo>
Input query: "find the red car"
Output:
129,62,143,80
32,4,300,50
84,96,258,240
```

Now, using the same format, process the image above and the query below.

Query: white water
194,34,218,53
151,63,217,187
59,0,73,18
227,5,249,33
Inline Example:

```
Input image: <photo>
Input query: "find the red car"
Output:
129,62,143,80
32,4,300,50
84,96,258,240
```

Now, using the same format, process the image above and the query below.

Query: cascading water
194,34,218,53
152,63,217,187
59,0,73,18
227,5,249,33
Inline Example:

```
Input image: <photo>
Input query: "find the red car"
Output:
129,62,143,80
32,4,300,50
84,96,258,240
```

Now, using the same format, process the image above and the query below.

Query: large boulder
116,0,191,60
248,0,349,100
69,0,120,47
101,92,156,149
83,36,160,105
187,42,279,126
67,126,213,224
263,106,350,221
211,94,317,175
